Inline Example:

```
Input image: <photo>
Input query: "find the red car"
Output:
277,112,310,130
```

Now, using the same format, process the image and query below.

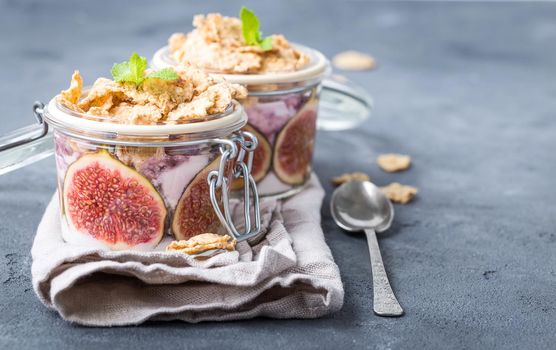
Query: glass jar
152,44,372,198
0,98,261,251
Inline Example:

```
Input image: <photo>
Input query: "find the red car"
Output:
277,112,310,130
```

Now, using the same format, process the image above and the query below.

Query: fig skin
230,123,272,191
272,102,318,185
171,157,226,240
62,150,167,250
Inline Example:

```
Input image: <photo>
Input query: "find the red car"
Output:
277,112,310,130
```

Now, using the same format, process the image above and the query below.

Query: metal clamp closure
0,101,48,152
207,131,261,242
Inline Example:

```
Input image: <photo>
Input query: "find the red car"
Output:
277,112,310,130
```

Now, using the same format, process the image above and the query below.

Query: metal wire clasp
0,101,48,152
207,131,261,242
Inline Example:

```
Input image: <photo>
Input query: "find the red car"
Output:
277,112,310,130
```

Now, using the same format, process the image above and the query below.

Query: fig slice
172,157,226,240
272,102,318,185
62,150,167,250
231,123,272,190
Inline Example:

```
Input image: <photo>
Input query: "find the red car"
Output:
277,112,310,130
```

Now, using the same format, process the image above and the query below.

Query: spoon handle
364,228,404,317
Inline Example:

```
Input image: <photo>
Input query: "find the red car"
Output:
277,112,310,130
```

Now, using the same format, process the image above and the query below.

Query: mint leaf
129,52,148,85
259,36,273,51
111,52,148,85
240,6,272,50
111,61,131,83
146,68,179,81
240,6,260,46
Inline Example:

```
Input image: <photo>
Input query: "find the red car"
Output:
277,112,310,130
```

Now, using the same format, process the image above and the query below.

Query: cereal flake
333,51,376,71
167,233,237,255
380,182,418,204
331,172,370,186
377,153,411,172
59,70,83,109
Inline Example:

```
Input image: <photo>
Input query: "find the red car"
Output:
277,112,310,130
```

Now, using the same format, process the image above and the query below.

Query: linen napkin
31,175,344,326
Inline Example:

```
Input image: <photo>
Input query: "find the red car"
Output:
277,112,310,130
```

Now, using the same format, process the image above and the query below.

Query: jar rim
151,43,330,85
43,98,246,138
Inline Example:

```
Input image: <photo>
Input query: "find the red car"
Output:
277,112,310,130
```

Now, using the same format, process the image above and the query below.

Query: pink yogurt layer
244,93,307,143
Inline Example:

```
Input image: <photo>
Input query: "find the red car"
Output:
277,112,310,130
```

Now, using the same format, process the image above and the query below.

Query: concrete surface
0,0,555,349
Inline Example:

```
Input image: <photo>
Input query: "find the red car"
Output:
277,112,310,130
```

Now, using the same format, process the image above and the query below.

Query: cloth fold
31,175,344,326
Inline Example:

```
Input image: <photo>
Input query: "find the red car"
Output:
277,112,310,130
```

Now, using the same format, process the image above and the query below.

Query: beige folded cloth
31,175,344,326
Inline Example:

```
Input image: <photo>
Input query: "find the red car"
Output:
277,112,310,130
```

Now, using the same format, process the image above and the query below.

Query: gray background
1,0,555,349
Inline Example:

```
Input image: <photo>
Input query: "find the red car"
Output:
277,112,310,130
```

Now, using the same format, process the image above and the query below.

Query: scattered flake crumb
333,51,376,71
331,172,370,186
167,233,236,255
380,182,418,204
331,74,349,83
377,153,411,172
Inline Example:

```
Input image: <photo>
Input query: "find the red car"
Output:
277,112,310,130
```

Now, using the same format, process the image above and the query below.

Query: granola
377,153,411,172
166,233,237,255
168,13,310,74
380,182,418,204
57,68,246,125
331,172,370,186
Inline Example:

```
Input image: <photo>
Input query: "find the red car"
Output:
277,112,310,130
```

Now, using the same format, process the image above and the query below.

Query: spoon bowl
330,181,394,233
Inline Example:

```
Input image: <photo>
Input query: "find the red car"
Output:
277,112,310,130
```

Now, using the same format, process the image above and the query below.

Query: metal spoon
330,180,404,316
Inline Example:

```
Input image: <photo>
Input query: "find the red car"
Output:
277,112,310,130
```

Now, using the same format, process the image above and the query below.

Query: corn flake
59,70,83,109
331,172,370,186
381,182,418,204
333,51,377,71
377,153,411,172
167,233,237,255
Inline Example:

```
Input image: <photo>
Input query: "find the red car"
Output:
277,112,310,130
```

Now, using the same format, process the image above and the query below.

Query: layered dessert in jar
47,53,257,251
153,8,330,198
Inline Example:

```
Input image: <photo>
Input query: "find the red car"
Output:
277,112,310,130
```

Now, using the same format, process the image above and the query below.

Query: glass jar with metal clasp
153,43,373,199
0,97,261,251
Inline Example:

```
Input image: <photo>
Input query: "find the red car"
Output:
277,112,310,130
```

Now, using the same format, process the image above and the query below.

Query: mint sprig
240,6,273,51
111,52,178,86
